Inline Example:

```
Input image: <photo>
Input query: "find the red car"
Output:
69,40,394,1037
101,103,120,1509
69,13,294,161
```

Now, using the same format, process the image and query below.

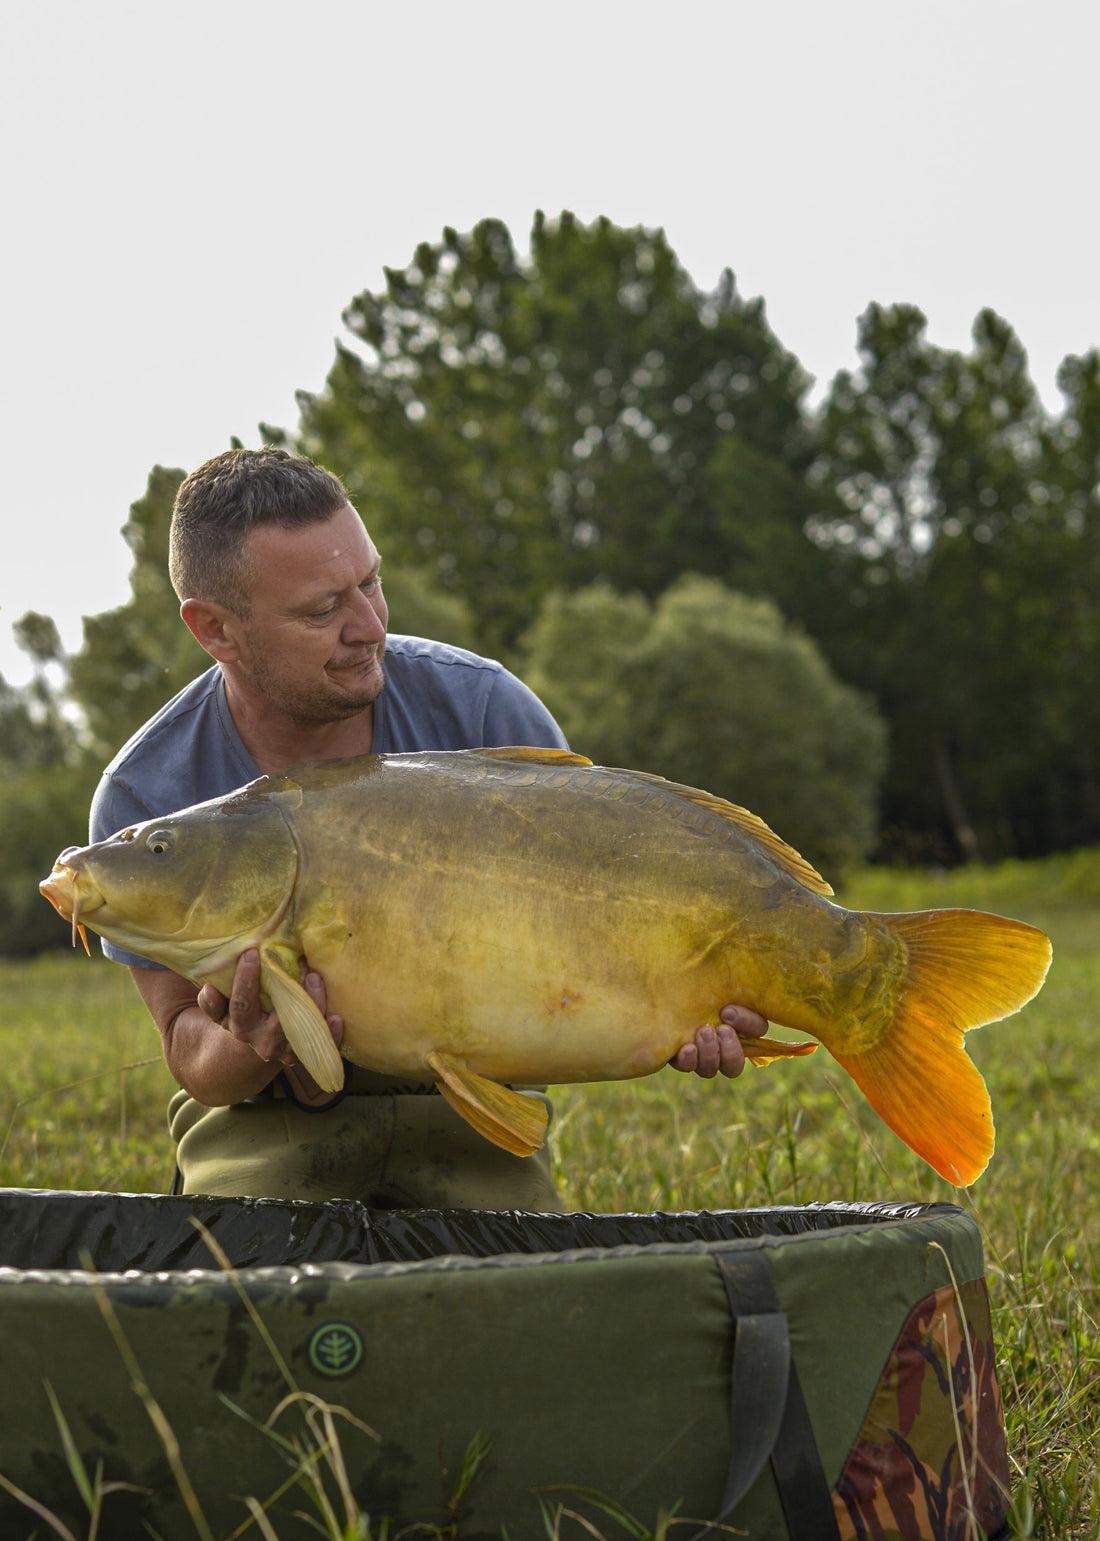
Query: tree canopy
807,304,1100,861
278,211,824,651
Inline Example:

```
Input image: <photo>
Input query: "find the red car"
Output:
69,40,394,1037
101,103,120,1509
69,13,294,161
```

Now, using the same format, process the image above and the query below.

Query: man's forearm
162,1003,282,1105
129,964,280,1106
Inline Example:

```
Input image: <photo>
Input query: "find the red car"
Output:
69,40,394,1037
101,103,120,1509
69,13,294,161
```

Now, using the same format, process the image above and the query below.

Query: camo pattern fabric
832,1277,1010,1541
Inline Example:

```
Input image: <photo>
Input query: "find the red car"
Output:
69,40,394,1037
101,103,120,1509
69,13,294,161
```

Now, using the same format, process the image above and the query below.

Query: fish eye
146,830,173,856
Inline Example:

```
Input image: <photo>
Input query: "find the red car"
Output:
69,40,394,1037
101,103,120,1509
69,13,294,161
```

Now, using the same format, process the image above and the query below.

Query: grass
0,950,178,1193
0,851,1097,1536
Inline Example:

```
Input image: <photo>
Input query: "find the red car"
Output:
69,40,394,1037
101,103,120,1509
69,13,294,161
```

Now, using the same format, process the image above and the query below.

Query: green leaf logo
308,1321,365,1377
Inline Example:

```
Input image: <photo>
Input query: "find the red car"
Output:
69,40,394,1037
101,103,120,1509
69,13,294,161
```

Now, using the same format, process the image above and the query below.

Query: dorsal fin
680,787,833,895
468,749,832,897
478,746,594,768
607,768,835,897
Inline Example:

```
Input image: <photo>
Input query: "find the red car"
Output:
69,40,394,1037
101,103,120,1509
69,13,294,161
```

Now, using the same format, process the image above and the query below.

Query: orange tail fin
829,909,1052,1185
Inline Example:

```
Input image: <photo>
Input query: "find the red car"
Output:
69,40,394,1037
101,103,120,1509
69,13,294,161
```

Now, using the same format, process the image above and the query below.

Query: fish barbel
39,748,1052,1184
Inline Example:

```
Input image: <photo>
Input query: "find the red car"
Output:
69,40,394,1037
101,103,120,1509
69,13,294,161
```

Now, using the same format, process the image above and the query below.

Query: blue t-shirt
90,634,567,967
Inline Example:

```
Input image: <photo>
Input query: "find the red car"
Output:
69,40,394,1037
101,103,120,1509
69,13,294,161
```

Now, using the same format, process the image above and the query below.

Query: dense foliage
5,211,1099,953
280,212,821,652
805,306,1100,863
521,576,885,873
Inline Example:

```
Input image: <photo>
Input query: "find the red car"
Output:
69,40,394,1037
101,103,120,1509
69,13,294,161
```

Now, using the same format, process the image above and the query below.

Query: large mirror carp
40,748,1052,1184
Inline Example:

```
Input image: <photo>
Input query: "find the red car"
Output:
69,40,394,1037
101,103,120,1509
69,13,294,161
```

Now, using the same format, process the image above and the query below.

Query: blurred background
4,0,1099,952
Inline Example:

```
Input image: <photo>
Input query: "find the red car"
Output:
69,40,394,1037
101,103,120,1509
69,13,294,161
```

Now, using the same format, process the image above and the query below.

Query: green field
2,854,1097,1537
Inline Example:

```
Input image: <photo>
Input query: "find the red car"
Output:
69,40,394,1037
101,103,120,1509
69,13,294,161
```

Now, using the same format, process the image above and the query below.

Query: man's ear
180,598,243,662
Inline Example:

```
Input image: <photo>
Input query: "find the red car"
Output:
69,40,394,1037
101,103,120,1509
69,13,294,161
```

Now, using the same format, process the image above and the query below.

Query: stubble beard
249,649,386,730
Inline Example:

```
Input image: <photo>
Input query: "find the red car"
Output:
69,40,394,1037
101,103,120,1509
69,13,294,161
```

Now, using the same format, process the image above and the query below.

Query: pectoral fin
259,945,345,1094
739,1035,818,1067
426,1050,549,1157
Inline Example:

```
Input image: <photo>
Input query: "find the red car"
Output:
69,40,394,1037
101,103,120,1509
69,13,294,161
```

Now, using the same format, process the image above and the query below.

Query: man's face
232,503,389,727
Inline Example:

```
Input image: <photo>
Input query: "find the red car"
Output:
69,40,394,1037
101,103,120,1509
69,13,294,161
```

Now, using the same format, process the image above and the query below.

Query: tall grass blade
81,1252,215,1541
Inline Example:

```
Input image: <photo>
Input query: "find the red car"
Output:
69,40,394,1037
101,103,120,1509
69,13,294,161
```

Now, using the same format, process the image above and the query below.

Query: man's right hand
198,948,346,1102
197,947,294,1066
131,952,344,1108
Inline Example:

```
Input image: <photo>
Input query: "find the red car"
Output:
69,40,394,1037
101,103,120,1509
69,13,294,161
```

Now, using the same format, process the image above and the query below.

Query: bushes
521,575,887,875
0,757,101,957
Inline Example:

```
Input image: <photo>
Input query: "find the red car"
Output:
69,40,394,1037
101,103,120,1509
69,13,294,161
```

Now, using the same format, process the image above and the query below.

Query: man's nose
343,587,386,644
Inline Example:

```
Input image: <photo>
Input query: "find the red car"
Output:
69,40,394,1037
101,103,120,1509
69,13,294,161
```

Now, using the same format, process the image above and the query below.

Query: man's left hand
670,1004,769,1079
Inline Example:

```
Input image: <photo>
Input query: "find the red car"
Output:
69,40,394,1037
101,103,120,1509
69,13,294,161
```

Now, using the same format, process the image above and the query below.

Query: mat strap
691,1247,839,1539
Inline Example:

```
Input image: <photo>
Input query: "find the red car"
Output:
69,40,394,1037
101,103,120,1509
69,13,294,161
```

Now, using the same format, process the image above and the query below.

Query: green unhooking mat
0,1191,1010,1540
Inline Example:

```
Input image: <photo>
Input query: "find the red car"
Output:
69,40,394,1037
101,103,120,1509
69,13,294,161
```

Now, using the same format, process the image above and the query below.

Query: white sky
2,0,1097,687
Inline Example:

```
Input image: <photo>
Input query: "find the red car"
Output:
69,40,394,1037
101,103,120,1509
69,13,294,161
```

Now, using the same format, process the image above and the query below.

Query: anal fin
739,1035,818,1067
426,1050,549,1156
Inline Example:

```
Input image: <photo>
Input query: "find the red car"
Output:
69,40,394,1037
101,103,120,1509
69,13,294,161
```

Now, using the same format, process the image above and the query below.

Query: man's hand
670,1004,769,1079
198,949,345,1104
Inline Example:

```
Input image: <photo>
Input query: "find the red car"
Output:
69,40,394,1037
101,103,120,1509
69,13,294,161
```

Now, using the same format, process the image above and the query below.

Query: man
91,448,767,1210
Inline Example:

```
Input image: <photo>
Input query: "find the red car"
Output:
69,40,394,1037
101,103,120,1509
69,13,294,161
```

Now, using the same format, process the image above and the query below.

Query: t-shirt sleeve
90,772,155,846
481,669,569,750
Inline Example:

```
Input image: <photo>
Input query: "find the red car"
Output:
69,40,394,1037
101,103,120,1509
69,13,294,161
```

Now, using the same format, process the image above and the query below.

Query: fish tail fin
829,909,1052,1185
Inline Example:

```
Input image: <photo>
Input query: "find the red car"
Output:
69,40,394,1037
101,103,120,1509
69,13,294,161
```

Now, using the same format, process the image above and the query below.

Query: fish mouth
39,854,104,956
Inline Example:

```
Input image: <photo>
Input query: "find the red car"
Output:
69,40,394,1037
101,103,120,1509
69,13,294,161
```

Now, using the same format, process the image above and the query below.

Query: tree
807,303,1087,861
0,758,101,956
65,466,210,760
0,625,95,957
279,212,823,653
0,617,69,775
1031,348,1100,846
521,576,886,874
375,564,480,651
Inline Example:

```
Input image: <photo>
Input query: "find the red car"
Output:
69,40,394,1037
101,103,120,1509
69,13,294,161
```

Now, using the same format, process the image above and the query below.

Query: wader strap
692,1249,839,1540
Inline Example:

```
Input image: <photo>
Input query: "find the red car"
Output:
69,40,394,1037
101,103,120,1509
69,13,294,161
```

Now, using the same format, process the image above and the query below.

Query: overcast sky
2,0,1097,686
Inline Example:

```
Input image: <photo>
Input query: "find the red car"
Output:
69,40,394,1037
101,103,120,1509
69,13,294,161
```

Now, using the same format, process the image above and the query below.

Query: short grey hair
169,447,350,615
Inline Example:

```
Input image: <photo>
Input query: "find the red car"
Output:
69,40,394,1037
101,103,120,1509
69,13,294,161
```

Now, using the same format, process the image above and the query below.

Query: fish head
39,780,302,977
